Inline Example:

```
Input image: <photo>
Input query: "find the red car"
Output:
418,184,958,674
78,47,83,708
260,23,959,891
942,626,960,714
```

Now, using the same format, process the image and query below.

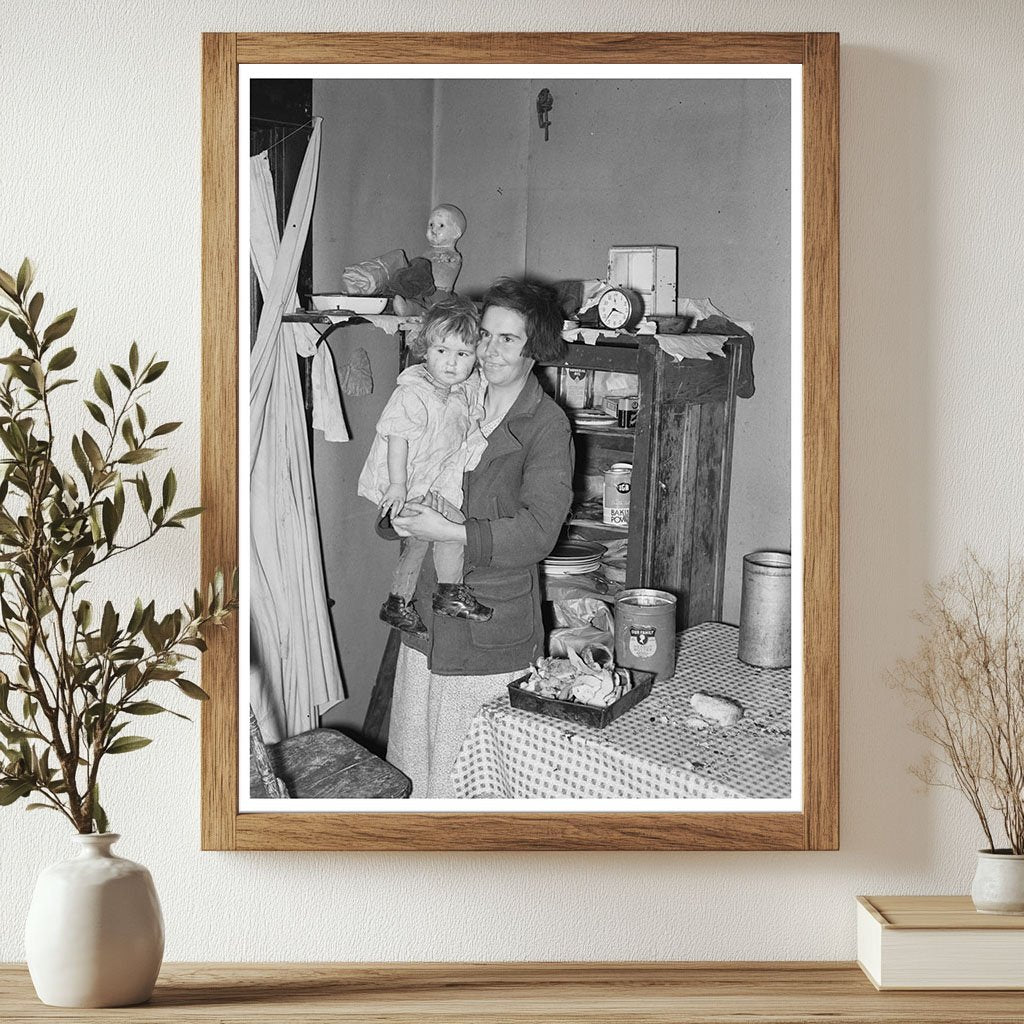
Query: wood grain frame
201,32,839,851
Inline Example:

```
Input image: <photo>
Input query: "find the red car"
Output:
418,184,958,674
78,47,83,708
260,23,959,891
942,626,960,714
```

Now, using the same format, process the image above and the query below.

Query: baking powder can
614,588,677,681
603,462,632,526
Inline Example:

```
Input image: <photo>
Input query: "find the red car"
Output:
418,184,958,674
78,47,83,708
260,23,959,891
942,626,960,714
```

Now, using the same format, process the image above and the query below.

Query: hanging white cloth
249,118,347,743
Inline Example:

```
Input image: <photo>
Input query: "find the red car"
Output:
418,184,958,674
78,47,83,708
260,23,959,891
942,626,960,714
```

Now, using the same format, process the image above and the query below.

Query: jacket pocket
466,569,535,650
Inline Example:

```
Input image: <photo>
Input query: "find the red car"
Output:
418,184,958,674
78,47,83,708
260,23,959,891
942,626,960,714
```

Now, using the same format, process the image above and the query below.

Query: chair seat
250,728,411,799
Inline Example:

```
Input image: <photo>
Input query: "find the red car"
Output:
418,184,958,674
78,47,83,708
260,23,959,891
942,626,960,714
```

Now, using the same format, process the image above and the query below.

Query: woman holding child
387,278,573,797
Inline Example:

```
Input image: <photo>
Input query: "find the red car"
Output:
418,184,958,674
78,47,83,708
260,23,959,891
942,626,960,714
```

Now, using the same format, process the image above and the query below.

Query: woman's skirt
387,644,522,798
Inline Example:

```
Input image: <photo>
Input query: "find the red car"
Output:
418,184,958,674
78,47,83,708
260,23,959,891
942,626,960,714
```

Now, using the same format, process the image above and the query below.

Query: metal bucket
614,588,677,681
738,551,791,668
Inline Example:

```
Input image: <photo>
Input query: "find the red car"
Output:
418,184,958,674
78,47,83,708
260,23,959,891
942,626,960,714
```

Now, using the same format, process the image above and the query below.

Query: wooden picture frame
201,32,838,851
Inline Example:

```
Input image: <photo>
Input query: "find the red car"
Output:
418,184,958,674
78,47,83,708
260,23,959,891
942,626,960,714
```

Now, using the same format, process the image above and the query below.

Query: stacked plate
542,540,607,576
569,408,617,428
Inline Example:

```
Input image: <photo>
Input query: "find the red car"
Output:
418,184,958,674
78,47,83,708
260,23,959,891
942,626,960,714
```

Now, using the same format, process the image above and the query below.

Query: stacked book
857,895,1024,989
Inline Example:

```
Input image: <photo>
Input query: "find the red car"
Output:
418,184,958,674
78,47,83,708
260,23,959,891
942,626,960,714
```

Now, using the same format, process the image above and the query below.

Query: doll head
426,204,467,250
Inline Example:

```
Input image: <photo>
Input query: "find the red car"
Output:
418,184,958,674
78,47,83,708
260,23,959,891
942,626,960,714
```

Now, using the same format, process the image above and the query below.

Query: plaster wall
309,78,433,735
1,0,1022,964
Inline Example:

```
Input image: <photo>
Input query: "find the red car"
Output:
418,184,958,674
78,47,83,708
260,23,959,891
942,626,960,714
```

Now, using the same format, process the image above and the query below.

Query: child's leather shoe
432,583,493,622
379,593,428,637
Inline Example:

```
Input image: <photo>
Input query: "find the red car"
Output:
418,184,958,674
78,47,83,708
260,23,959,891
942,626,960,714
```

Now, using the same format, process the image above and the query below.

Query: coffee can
614,588,677,681
737,550,791,668
603,462,632,526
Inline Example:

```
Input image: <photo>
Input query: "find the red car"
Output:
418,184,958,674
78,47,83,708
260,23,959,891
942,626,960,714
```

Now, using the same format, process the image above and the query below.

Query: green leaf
162,468,176,508
142,361,168,384
169,507,203,523
0,352,32,367
91,785,108,834
105,735,152,755
26,802,61,813
93,369,113,409
118,448,157,465
0,309,9,331
83,400,106,427
110,644,144,661
71,435,91,483
27,292,43,328
129,342,139,376
150,421,181,438
126,598,146,635
16,258,34,298
124,700,171,716
0,268,18,300
100,601,117,647
110,363,131,389
136,404,147,432
0,722,28,742
147,666,180,680
0,779,33,805
136,473,152,513
42,308,76,344
8,317,31,345
121,418,137,450
101,498,116,546
175,679,210,701
47,346,76,371
81,431,105,472
75,599,92,631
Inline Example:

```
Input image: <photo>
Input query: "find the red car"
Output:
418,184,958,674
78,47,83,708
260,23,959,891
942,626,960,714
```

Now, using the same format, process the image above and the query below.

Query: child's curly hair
407,295,481,358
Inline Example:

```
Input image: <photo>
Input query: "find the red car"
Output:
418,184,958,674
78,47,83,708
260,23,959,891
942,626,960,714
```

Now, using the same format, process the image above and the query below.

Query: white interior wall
2,0,1022,963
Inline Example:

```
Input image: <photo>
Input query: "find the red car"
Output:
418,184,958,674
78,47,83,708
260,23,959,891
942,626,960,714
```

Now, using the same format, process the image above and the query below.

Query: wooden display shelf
2,962,1022,1022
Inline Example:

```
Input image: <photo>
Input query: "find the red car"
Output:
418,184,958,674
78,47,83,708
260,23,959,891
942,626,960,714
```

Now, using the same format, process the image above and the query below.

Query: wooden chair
249,710,411,799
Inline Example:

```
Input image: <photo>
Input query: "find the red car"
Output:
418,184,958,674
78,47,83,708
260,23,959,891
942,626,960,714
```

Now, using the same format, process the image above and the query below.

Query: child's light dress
357,364,485,509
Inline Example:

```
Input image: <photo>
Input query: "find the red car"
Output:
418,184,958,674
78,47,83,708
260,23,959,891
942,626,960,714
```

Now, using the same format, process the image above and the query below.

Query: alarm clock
596,286,645,331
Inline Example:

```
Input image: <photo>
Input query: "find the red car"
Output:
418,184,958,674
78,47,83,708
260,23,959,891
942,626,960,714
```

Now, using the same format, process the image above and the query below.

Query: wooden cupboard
543,325,753,628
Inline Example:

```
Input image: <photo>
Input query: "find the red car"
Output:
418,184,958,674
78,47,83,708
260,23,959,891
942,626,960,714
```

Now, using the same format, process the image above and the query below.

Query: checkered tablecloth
450,622,791,799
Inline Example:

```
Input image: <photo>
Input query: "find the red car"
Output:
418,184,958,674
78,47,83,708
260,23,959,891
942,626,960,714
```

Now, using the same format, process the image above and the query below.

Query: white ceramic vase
970,849,1024,915
25,833,164,1007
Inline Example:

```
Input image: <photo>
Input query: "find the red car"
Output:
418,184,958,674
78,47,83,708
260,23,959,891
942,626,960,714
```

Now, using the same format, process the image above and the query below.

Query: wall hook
536,88,553,141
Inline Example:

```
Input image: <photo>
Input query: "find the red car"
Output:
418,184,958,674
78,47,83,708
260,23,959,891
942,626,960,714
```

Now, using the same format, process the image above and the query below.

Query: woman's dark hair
481,278,566,362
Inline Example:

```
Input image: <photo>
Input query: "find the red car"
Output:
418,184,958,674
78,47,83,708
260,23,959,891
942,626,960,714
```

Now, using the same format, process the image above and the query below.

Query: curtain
249,118,346,743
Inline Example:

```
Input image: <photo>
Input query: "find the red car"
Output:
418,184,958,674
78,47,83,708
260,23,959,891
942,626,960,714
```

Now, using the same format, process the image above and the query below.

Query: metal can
603,462,632,526
737,551,791,668
614,588,678,681
558,366,593,410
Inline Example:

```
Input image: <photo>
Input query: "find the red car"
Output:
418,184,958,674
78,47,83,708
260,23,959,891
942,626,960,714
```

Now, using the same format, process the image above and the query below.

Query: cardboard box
607,245,678,316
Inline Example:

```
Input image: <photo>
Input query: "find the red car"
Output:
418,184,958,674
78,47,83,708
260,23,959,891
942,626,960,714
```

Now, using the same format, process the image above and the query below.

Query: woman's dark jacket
403,373,573,674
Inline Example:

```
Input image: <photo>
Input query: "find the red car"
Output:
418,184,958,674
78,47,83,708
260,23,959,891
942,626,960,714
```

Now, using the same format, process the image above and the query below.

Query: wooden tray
507,668,654,729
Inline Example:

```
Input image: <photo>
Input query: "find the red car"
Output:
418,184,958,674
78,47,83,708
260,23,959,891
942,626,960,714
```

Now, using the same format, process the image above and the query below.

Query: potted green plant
895,552,1024,914
0,260,236,1005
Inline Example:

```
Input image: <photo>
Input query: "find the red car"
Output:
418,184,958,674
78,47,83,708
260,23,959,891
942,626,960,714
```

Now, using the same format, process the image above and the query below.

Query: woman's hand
392,502,467,544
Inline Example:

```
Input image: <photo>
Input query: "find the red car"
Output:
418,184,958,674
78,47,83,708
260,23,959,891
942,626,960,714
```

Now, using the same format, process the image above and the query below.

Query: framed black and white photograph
201,32,838,851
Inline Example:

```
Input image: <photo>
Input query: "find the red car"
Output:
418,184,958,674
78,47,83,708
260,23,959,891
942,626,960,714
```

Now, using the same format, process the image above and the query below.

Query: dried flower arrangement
0,259,236,833
895,552,1024,854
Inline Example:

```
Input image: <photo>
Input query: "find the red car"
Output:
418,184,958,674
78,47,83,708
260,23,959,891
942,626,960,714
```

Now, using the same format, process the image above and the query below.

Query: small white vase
25,833,164,1007
970,849,1024,915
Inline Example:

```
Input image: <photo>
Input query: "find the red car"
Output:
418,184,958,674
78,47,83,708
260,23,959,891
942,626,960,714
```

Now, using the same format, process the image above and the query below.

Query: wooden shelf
2,962,1021,1022
567,422,635,439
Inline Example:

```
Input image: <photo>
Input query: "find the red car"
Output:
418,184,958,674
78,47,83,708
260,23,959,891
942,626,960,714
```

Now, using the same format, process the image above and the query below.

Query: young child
357,295,492,637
